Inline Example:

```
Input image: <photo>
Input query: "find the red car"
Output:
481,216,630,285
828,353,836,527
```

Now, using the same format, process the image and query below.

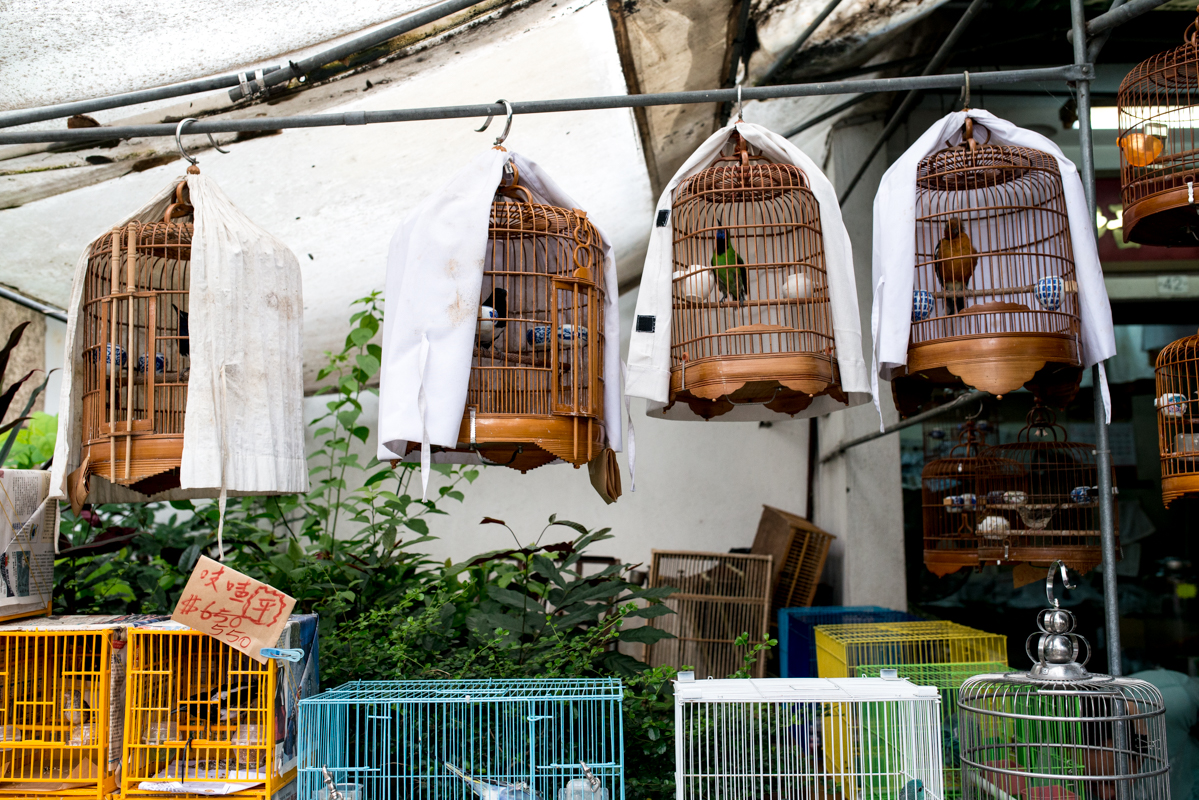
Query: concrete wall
811,114,907,610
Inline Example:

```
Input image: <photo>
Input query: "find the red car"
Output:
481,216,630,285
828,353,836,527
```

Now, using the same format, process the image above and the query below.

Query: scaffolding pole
0,65,1090,146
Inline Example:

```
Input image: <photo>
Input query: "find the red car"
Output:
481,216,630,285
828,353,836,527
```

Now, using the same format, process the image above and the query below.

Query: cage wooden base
80,435,183,497
667,352,843,419
1163,473,1199,506
923,549,981,578
1122,185,1199,247
403,413,604,472
976,543,1104,572
907,333,1080,395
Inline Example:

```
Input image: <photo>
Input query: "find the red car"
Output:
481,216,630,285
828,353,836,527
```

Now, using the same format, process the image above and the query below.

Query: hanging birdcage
893,118,1084,417
666,130,843,419
979,406,1116,572
958,563,1170,800
401,162,606,472
1117,12,1199,246
1155,330,1199,505
922,422,1023,577
79,174,195,499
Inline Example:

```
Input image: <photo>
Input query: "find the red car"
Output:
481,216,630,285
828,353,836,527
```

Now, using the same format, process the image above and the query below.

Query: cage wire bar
296,678,625,800
673,675,944,800
0,0,1126,670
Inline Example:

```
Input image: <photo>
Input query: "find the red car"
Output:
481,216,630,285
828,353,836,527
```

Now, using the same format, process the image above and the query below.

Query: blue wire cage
778,606,918,678
298,678,625,800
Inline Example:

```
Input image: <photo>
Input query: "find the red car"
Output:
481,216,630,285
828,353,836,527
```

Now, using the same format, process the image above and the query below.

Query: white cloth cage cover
375,149,623,497
870,109,1117,428
626,119,872,421
49,173,309,504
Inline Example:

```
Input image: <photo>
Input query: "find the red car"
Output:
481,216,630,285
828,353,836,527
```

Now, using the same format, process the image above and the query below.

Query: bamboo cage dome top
916,131,1059,194
1157,328,1199,363
1119,14,1199,96
922,422,1021,482
675,134,809,202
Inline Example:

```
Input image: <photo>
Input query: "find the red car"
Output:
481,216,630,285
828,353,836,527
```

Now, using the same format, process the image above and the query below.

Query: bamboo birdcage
642,550,773,679
894,118,1084,418
1117,10,1199,246
78,174,196,502
1155,330,1199,505
667,131,844,419
922,422,1022,577
979,406,1116,572
404,162,606,472
751,504,835,615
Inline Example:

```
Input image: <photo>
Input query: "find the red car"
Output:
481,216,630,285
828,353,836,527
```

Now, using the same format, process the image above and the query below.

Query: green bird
711,229,748,303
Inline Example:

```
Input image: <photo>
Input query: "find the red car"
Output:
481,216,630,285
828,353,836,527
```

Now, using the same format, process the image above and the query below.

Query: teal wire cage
298,678,625,799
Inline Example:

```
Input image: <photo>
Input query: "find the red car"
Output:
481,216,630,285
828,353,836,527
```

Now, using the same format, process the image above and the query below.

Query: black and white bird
62,689,91,725
478,288,508,348
175,677,259,725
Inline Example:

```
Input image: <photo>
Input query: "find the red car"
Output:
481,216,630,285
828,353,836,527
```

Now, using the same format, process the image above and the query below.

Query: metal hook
960,71,971,110
174,118,229,167
1045,559,1076,609
964,399,985,421
736,83,744,121
475,99,514,147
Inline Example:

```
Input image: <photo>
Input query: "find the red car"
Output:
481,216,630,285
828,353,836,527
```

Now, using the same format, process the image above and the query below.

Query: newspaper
0,470,55,620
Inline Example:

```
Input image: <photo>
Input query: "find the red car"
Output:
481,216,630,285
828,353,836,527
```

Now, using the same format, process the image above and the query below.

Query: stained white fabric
376,149,623,496
49,173,309,503
625,120,872,421
870,109,1115,430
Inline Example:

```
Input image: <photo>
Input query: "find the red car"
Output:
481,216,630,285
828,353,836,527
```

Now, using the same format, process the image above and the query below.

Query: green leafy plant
0,321,57,467
4,411,57,468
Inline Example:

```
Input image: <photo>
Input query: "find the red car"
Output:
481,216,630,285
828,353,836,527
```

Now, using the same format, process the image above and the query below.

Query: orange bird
933,218,978,315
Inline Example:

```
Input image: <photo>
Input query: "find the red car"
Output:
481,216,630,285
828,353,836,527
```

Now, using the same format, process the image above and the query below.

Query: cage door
551,275,600,417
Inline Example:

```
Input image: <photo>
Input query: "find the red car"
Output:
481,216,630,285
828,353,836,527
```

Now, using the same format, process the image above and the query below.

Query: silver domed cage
957,562,1170,800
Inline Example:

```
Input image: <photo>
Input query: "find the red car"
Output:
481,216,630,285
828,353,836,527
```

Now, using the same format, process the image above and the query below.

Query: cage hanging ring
175,118,229,167
476,99,514,147
1046,559,1076,608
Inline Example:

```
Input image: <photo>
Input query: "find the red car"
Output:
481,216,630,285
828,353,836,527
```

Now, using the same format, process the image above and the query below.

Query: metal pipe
836,0,988,205
1087,0,1128,63
0,64,1090,146
228,0,493,101
820,390,988,463
0,67,284,130
0,286,68,323
0,0,490,129
1070,0,1122,678
1067,0,1169,42
758,0,848,86
783,93,873,138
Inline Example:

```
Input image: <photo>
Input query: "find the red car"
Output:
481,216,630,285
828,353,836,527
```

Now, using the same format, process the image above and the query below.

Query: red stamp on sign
171,556,297,663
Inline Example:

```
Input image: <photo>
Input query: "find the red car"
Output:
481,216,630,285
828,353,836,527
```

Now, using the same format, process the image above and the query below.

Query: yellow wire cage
815,621,1007,679
0,616,161,800
121,616,318,800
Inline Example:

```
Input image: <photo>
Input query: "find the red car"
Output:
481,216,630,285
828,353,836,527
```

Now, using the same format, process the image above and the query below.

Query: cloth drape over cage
626,120,871,421
871,110,1115,428
376,149,622,495
48,171,308,511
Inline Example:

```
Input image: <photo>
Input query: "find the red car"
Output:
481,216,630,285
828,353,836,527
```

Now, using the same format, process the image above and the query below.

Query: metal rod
1087,0,1128,62
758,0,847,86
1070,0,1122,678
0,285,68,323
836,0,988,205
0,67,284,130
783,93,873,138
0,64,1090,146
0,0,491,129
228,0,491,101
820,390,988,463
1067,0,1170,42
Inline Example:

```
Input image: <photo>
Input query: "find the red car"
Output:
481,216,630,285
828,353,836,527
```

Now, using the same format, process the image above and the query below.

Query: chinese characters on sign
171,556,297,663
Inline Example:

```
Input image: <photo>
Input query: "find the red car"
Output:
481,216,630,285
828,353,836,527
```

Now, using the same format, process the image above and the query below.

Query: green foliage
3,411,57,468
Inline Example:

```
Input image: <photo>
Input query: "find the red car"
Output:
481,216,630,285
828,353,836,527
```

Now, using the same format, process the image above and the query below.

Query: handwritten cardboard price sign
171,556,297,664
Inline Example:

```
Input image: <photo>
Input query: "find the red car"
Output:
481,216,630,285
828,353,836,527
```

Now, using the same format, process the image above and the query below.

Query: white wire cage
297,678,624,800
673,675,945,800
958,563,1171,800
